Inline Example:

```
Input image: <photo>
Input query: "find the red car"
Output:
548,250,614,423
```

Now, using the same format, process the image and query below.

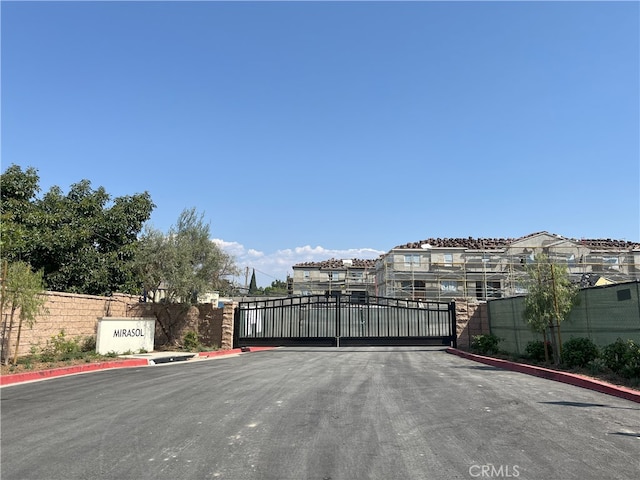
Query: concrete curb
197,346,276,358
446,347,640,404
0,347,277,387
0,359,150,386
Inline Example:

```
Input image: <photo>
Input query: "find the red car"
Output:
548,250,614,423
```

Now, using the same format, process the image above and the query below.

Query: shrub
39,330,82,361
602,339,640,379
182,331,201,352
602,338,631,374
470,334,502,355
81,335,96,353
524,340,552,362
562,337,599,368
586,357,608,375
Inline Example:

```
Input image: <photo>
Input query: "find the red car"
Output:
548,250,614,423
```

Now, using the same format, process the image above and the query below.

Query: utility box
96,317,156,355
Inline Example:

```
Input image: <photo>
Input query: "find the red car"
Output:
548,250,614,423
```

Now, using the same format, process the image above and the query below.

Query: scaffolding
376,245,639,302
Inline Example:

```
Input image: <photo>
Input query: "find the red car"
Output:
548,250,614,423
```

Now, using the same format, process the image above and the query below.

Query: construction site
292,232,640,301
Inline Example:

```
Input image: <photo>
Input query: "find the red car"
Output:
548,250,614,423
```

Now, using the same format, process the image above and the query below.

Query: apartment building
291,232,640,301
291,258,377,296
375,231,640,301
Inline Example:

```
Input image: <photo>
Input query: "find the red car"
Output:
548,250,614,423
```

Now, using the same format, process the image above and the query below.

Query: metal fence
235,294,456,347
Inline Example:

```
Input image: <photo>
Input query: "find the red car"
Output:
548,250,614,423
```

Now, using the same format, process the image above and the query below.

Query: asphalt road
1,347,639,480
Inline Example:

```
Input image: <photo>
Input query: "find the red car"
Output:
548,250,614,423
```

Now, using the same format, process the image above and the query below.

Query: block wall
127,302,233,350
0,291,138,360
0,291,234,360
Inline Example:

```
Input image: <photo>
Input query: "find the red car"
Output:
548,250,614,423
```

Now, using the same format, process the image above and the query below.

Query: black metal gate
234,294,457,348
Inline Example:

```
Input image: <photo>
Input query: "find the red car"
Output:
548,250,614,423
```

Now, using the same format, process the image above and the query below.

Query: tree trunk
2,307,17,365
12,313,25,365
548,322,560,365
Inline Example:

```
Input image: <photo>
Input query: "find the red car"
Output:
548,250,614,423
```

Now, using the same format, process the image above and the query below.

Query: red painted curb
446,347,640,404
197,346,276,358
0,358,149,386
0,347,277,386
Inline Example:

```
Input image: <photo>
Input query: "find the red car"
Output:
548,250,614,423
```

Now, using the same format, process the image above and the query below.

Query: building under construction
291,232,640,301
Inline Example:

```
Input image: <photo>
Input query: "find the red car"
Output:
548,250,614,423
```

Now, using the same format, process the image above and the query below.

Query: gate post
336,294,341,348
449,301,458,349
229,303,239,350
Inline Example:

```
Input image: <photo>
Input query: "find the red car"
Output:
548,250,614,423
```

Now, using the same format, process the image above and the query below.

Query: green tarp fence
487,281,640,355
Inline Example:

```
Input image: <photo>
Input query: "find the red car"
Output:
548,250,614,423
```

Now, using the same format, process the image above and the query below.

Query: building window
444,253,453,267
350,271,364,283
603,256,620,271
328,271,339,281
440,280,458,292
487,281,502,298
303,271,310,279
404,254,420,267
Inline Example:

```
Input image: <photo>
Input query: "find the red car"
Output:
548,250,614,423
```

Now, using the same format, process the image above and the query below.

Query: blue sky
2,1,639,287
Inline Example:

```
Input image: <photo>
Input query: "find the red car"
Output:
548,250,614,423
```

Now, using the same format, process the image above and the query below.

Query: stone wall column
455,299,489,350
221,302,236,350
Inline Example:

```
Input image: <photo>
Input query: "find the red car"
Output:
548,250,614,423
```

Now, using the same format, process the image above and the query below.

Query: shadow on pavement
540,400,640,410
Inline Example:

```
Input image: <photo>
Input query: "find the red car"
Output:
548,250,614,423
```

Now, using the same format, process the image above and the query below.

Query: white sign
96,317,156,355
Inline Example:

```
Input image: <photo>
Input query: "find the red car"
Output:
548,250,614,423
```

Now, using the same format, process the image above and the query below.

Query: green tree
0,165,40,261
0,165,155,295
248,269,258,295
0,261,48,365
263,279,288,296
134,208,239,343
522,253,579,364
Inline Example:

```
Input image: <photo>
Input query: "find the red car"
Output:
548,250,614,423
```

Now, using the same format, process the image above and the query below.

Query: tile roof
292,232,640,270
392,231,640,250
293,258,377,269
393,237,512,250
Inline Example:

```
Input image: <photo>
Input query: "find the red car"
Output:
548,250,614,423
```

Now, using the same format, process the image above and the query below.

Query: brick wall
455,299,489,350
127,302,233,350
0,291,138,360
1,291,235,360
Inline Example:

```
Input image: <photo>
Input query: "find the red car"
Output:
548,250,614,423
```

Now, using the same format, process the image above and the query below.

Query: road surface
1,347,638,479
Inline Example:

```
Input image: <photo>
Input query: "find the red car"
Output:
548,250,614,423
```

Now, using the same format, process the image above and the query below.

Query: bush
524,340,552,362
182,331,201,352
39,330,82,361
602,338,640,379
586,357,608,375
81,335,96,353
562,337,599,368
470,334,502,355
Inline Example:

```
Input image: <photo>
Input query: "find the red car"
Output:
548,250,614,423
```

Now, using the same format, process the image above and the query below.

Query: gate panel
234,294,456,348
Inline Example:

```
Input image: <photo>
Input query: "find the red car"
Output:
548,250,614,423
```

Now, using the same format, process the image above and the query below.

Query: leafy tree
134,208,239,343
263,279,288,296
0,165,40,261
522,253,579,364
0,165,154,295
136,208,239,303
0,261,48,365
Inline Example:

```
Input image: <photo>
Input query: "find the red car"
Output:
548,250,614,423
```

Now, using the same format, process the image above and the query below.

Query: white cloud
213,240,385,287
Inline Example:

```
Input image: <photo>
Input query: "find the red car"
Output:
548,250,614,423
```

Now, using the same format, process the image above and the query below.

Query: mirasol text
113,328,144,338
